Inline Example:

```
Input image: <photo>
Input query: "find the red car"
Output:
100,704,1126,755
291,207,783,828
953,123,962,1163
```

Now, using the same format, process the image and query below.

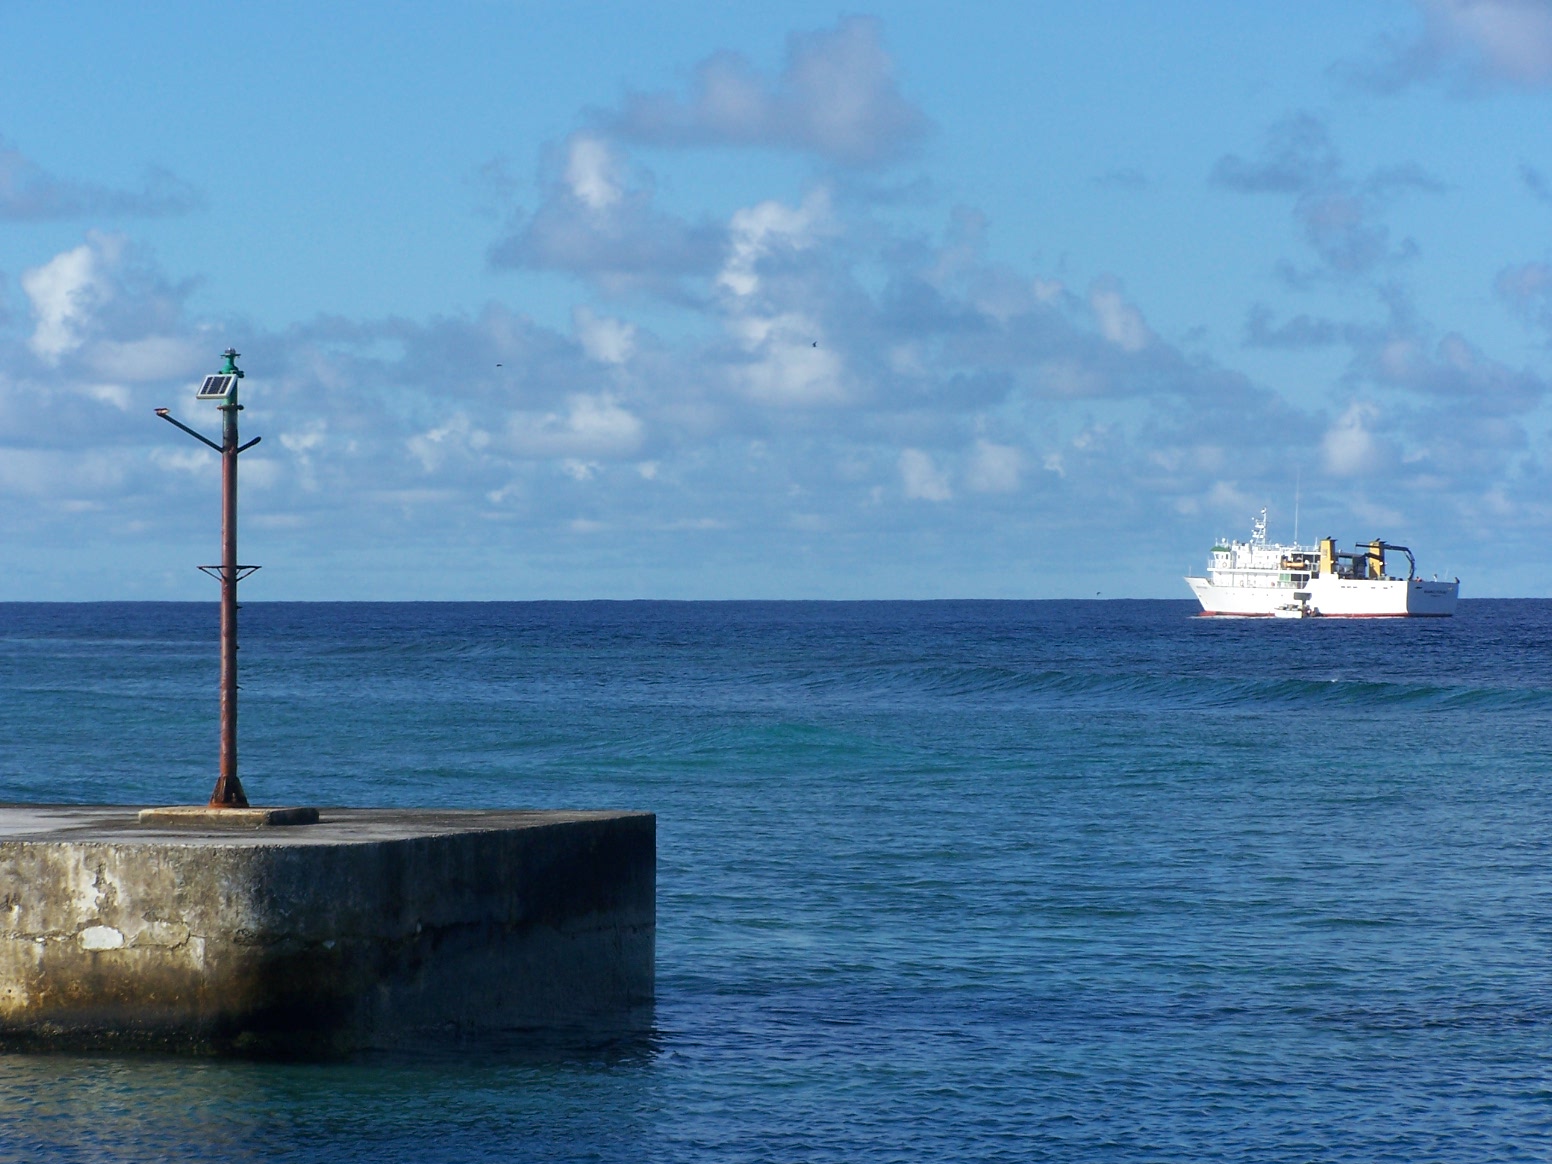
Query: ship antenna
1293,468,1301,547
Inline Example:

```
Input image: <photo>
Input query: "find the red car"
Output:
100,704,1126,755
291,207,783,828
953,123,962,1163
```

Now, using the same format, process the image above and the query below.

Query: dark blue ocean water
2,599,1551,1162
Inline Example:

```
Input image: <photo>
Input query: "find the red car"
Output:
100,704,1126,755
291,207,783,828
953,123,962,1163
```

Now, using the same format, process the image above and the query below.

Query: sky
3,1,1552,599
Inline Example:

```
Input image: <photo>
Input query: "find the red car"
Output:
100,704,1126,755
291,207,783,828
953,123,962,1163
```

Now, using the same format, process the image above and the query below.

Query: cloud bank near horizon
1,12,1549,597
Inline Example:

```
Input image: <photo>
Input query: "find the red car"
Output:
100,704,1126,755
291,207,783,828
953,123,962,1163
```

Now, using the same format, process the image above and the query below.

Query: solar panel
197,374,237,399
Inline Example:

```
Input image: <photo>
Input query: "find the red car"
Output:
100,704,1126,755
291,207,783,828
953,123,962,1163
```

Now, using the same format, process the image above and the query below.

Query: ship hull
1186,575,1458,617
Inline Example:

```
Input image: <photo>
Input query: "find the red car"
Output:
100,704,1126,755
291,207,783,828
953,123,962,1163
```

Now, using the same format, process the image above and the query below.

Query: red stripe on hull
1194,611,1450,618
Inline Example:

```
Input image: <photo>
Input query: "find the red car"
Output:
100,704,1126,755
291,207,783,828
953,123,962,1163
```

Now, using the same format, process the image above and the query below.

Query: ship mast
1293,470,1301,547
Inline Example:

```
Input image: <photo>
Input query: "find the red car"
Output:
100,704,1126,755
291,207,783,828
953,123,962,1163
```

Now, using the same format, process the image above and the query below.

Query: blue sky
3,1,1552,598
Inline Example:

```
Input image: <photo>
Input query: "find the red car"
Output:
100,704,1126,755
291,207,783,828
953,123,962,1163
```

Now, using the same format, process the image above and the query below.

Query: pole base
136,806,319,828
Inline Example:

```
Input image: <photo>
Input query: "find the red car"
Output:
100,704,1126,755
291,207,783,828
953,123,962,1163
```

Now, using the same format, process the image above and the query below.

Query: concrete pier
0,806,654,1056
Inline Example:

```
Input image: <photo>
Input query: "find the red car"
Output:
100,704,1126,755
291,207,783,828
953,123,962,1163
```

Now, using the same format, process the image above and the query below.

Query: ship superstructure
1185,509,1458,617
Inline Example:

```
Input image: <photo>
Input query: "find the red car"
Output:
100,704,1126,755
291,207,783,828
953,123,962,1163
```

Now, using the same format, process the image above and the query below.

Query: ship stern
1405,578,1459,616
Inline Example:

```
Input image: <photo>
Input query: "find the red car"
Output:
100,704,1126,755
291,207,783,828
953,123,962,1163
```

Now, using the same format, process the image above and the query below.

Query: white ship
1186,510,1459,618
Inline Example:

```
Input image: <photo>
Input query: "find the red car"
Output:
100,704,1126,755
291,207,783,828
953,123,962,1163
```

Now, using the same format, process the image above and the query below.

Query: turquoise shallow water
1,599,1551,1161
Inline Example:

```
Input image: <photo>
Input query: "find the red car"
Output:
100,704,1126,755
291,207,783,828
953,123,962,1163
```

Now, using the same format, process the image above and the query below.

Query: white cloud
1343,0,1552,92
718,188,830,297
0,448,130,497
966,440,1021,493
82,383,131,410
1036,359,1107,398
238,457,283,490
899,448,952,501
564,135,623,211
1206,480,1259,514
1323,402,1380,475
22,242,106,362
3,57,1539,601
1211,114,1439,278
1496,259,1552,325
252,512,307,530
1424,0,1552,85
149,446,215,475
605,16,929,166
409,413,490,472
574,306,636,364
279,423,327,455
1349,495,1407,527
280,420,329,490
717,189,847,405
1090,283,1151,352
658,517,730,531
0,140,199,221
86,335,204,381
1360,330,1546,415
508,393,644,459
730,315,846,405
488,140,723,291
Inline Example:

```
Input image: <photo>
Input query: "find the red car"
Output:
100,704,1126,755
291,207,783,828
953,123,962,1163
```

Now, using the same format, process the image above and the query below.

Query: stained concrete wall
0,807,654,1056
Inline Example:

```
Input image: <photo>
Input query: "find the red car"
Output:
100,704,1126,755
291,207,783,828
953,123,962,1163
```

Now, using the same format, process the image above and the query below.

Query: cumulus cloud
712,187,853,405
1211,113,1341,194
966,440,1021,493
506,394,645,460
601,16,929,165
14,233,202,379
0,177,1461,592
85,335,205,381
1495,260,1552,328
10,18,1549,597
1323,401,1383,475
1360,329,1547,414
1294,191,1399,276
1089,280,1151,352
1211,114,1439,279
1293,311,1551,498
0,140,199,221
407,413,489,473
1,206,1529,596
573,306,637,364
1243,305,1346,349
488,133,724,293
1415,0,1552,85
730,328,847,405
564,136,623,211
719,188,832,297
22,242,107,362
1340,0,1552,93
899,448,951,500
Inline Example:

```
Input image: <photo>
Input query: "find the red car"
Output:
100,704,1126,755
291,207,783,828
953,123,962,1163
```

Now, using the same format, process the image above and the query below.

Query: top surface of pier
0,805,648,847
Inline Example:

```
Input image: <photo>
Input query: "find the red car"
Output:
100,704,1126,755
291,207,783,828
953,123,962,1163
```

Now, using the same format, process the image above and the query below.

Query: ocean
1,599,1550,1161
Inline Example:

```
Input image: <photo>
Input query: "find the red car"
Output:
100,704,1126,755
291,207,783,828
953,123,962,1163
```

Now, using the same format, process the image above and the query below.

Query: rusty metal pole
155,349,263,808
209,392,248,808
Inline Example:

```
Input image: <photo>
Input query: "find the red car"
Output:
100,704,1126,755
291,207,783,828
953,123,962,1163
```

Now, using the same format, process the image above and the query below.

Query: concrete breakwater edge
0,806,654,1057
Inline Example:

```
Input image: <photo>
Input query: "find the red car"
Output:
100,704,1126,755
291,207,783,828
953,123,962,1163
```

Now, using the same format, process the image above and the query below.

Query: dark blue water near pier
2,599,1551,1162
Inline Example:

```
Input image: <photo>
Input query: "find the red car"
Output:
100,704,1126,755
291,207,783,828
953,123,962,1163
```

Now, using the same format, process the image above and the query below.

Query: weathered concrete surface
0,806,654,1057
136,805,320,827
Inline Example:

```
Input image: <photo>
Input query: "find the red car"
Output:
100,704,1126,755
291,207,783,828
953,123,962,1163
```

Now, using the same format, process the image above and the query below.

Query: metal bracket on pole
198,565,262,583
154,409,222,452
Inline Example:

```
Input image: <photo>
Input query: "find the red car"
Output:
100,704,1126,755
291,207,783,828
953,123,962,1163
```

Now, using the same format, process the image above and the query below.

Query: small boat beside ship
1186,509,1459,618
